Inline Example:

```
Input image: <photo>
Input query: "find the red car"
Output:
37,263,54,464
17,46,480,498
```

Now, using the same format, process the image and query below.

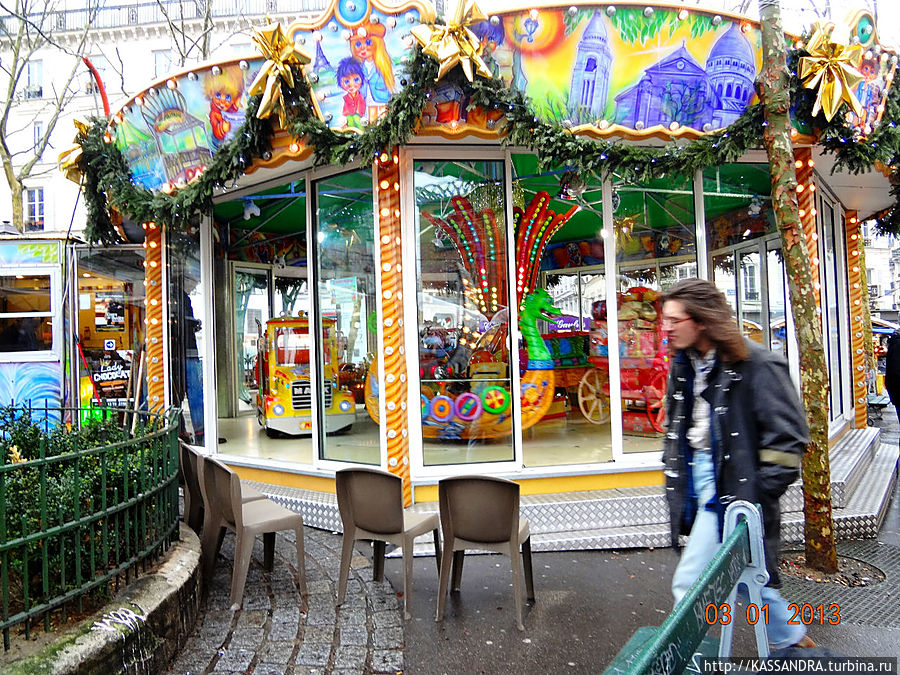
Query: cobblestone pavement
167,527,404,675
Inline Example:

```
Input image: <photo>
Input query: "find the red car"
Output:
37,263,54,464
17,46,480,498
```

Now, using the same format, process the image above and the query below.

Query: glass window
33,121,43,151
414,159,514,465
153,50,171,79
213,181,311,465
820,199,847,421
25,188,43,231
85,56,108,94
738,249,763,343
614,174,696,453
767,242,788,359
0,274,53,352
74,247,146,409
26,60,41,98
705,163,790,354
168,233,206,445
233,267,269,413
313,169,379,464
703,164,775,251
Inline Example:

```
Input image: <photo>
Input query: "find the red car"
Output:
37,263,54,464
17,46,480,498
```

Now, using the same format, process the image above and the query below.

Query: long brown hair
660,278,748,362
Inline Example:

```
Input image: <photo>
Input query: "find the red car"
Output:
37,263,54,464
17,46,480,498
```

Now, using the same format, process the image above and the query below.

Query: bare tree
156,0,216,65
0,0,96,232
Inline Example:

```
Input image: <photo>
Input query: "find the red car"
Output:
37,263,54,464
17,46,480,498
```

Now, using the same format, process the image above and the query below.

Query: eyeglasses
661,315,693,328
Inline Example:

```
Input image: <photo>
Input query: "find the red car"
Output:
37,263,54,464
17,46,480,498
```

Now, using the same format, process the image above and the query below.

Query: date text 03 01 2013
704,603,842,626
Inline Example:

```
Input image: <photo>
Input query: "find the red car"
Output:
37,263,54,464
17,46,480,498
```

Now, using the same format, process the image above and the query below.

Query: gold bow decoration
410,0,492,82
248,21,312,128
58,119,91,184
799,21,865,122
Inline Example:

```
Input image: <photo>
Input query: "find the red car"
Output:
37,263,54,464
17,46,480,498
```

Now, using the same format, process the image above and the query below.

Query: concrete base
1,523,201,675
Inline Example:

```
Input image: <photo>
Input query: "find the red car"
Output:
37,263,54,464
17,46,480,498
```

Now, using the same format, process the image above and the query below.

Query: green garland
78,43,900,245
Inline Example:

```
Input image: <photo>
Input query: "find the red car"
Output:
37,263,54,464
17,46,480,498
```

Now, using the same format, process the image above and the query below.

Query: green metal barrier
0,404,180,650
605,501,770,675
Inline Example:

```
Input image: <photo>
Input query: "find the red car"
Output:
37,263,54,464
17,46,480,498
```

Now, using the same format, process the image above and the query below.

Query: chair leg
187,502,204,534
509,541,525,631
230,531,255,610
402,537,414,620
294,525,307,596
435,541,455,622
200,520,225,580
372,540,386,582
450,550,465,593
522,537,535,603
263,532,276,571
432,528,442,575
336,531,356,605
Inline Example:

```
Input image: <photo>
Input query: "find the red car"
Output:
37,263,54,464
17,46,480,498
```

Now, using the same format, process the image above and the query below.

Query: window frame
25,60,42,99
0,264,62,362
25,187,44,232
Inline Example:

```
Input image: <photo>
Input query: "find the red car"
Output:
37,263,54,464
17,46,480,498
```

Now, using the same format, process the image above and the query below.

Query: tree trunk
756,0,837,572
1,157,24,232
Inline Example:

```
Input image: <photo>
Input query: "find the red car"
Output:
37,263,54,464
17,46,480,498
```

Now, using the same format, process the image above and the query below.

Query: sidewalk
169,410,900,674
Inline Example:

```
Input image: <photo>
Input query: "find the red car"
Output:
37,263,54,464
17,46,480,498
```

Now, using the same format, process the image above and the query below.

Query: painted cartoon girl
336,57,365,130
348,22,396,121
203,66,245,146
855,57,882,128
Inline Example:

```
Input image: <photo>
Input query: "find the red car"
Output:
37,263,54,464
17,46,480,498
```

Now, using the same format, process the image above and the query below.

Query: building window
25,60,42,99
26,188,44,231
153,50,171,79
0,273,54,353
33,121,43,151
85,56,108,94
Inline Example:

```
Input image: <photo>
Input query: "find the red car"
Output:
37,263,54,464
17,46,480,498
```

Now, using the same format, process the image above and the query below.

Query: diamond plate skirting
238,427,894,553
781,441,898,543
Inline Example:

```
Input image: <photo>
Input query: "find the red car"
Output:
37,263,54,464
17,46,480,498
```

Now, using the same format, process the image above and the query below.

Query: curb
3,523,201,675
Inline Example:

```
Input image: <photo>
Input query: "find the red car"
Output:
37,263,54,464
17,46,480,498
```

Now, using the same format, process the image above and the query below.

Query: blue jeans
672,449,806,650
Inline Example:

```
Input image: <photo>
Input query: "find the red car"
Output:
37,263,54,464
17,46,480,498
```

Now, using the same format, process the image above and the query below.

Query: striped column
375,149,411,506
143,222,165,411
793,147,821,307
845,211,868,428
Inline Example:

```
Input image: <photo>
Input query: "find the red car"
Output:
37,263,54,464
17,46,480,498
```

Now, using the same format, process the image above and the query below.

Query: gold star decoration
248,21,312,128
410,0,492,82
799,21,865,122
58,118,91,184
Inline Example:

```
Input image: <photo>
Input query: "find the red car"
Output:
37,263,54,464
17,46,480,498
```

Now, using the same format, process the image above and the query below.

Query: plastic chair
435,475,535,631
335,467,441,620
198,455,307,609
180,442,264,533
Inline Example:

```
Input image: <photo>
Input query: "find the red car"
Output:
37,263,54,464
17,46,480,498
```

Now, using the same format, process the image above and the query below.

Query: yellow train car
256,316,355,436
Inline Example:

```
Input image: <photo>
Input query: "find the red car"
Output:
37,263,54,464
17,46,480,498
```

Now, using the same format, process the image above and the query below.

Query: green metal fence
0,404,180,650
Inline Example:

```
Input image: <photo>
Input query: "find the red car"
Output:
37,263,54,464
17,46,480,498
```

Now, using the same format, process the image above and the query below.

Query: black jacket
886,331,900,404
662,341,809,587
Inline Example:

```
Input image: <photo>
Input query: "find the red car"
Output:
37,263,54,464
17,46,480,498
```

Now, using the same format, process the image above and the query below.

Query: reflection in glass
712,253,737,314
314,169,379,464
614,175,696,453
738,250,763,343
234,268,269,411
168,237,206,445
767,244,788,358
820,200,845,420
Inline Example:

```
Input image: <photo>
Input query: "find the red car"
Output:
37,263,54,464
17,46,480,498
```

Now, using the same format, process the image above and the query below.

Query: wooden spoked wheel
645,369,667,432
578,368,611,425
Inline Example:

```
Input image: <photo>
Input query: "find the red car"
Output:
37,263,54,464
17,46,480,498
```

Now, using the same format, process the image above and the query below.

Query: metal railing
0,404,180,650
